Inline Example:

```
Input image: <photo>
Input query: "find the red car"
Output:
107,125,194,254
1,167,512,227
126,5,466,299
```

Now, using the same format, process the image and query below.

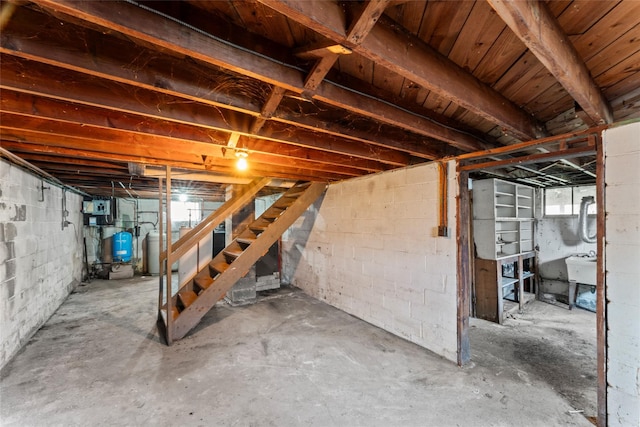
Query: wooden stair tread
250,219,272,231
284,188,304,197
223,247,244,258
178,290,198,308
262,207,284,219
274,200,294,209
163,181,326,343
210,261,229,274
194,276,214,290
237,236,256,245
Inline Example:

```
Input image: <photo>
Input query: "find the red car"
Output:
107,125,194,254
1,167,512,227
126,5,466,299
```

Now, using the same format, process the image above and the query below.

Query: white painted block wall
282,161,458,362
603,122,640,427
536,215,596,298
0,160,83,369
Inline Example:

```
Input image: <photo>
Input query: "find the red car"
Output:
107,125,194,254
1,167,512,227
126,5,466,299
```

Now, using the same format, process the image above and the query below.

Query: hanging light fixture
235,150,248,171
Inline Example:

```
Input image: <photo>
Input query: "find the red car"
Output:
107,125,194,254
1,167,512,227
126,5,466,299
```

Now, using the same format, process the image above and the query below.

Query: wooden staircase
158,181,326,343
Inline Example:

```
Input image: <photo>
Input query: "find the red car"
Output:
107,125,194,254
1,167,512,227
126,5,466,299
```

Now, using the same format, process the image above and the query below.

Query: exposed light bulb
178,193,188,202
235,150,249,171
236,156,248,171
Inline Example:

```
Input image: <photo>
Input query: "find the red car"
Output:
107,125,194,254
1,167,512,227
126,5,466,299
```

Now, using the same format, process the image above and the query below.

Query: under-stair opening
157,180,326,344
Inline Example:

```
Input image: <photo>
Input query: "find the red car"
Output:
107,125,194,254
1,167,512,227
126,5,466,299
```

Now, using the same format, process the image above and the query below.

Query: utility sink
565,254,597,286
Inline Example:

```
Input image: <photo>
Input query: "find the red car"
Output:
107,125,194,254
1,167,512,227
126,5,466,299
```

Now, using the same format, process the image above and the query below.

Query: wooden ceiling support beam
488,0,614,125
30,0,487,151
0,58,406,166
0,90,388,173
253,1,390,134
295,42,352,59
302,0,390,93
0,114,363,178
258,0,547,141
459,146,596,172
249,86,287,134
345,0,391,45
1,139,346,183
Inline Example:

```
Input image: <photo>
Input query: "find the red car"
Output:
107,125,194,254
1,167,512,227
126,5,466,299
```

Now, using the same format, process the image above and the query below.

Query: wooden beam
456,168,471,366
303,53,340,93
258,0,547,141
30,0,489,151
487,0,613,125
295,41,352,59
0,134,351,182
0,57,408,166
249,86,287,134
0,90,388,172
345,0,391,45
456,125,610,161
253,2,390,134
459,146,596,172
595,135,607,426
140,169,253,185
0,15,397,164
1,140,207,170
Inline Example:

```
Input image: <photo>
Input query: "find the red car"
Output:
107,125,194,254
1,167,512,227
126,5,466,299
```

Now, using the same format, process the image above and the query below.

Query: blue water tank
112,231,132,263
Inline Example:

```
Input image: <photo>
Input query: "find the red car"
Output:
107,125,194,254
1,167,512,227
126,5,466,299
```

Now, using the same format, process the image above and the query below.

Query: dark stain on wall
10,205,26,222
3,223,18,241
0,241,15,262
4,278,15,299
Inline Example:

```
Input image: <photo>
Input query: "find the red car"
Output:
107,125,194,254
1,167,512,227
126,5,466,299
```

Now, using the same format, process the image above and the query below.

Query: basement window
544,185,596,216
171,200,202,223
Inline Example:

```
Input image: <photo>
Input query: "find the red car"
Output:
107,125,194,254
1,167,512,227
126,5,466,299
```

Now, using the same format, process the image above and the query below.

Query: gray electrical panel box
83,199,111,215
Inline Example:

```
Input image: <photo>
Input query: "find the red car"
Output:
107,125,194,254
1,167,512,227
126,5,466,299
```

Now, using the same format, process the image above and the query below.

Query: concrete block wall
603,123,640,427
84,198,222,274
282,161,458,362
0,160,83,369
536,214,596,299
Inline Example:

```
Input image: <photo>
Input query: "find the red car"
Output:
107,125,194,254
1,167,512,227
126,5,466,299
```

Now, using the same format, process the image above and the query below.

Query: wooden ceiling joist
0,117,362,179
488,0,614,125
258,0,547,141
29,0,488,152
0,57,408,166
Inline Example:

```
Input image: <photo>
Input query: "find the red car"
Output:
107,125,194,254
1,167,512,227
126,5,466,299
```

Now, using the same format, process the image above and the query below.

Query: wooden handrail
160,177,270,263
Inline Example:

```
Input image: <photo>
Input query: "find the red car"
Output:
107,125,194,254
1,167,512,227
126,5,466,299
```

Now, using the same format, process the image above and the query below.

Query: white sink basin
565,255,597,286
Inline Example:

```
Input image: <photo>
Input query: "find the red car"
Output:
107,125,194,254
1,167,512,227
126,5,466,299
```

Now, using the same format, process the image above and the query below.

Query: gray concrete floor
1,276,595,426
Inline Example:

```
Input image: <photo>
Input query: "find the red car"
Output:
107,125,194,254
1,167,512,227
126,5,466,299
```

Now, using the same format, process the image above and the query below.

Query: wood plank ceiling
1,0,638,199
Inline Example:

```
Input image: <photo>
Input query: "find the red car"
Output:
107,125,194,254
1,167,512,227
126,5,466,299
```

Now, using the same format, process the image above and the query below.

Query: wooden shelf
473,178,535,260
474,252,537,324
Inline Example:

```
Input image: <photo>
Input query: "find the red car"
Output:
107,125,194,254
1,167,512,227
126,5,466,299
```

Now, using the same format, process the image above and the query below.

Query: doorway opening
456,128,605,425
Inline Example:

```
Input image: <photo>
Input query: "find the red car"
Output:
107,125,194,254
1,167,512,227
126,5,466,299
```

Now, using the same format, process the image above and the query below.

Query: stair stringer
171,181,327,340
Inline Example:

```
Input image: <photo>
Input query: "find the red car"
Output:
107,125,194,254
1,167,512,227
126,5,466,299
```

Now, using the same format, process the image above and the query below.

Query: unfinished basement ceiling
1,0,638,198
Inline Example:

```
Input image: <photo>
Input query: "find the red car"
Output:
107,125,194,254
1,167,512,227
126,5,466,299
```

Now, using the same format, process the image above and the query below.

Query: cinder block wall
536,215,596,299
282,161,458,362
603,123,640,427
0,160,83,369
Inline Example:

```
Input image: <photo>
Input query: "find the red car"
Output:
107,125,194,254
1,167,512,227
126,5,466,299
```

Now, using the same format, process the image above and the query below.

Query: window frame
543,185,596,217
170,199,202,223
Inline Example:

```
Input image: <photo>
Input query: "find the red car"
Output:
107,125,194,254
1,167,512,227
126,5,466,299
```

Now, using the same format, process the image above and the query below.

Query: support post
595,135,606,426
456,167,471,366
157,177,164,313
165,166,173,345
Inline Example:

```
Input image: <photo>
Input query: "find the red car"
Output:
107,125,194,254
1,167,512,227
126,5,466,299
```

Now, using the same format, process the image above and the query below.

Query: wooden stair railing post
165,166,173,345
156,176,165,338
